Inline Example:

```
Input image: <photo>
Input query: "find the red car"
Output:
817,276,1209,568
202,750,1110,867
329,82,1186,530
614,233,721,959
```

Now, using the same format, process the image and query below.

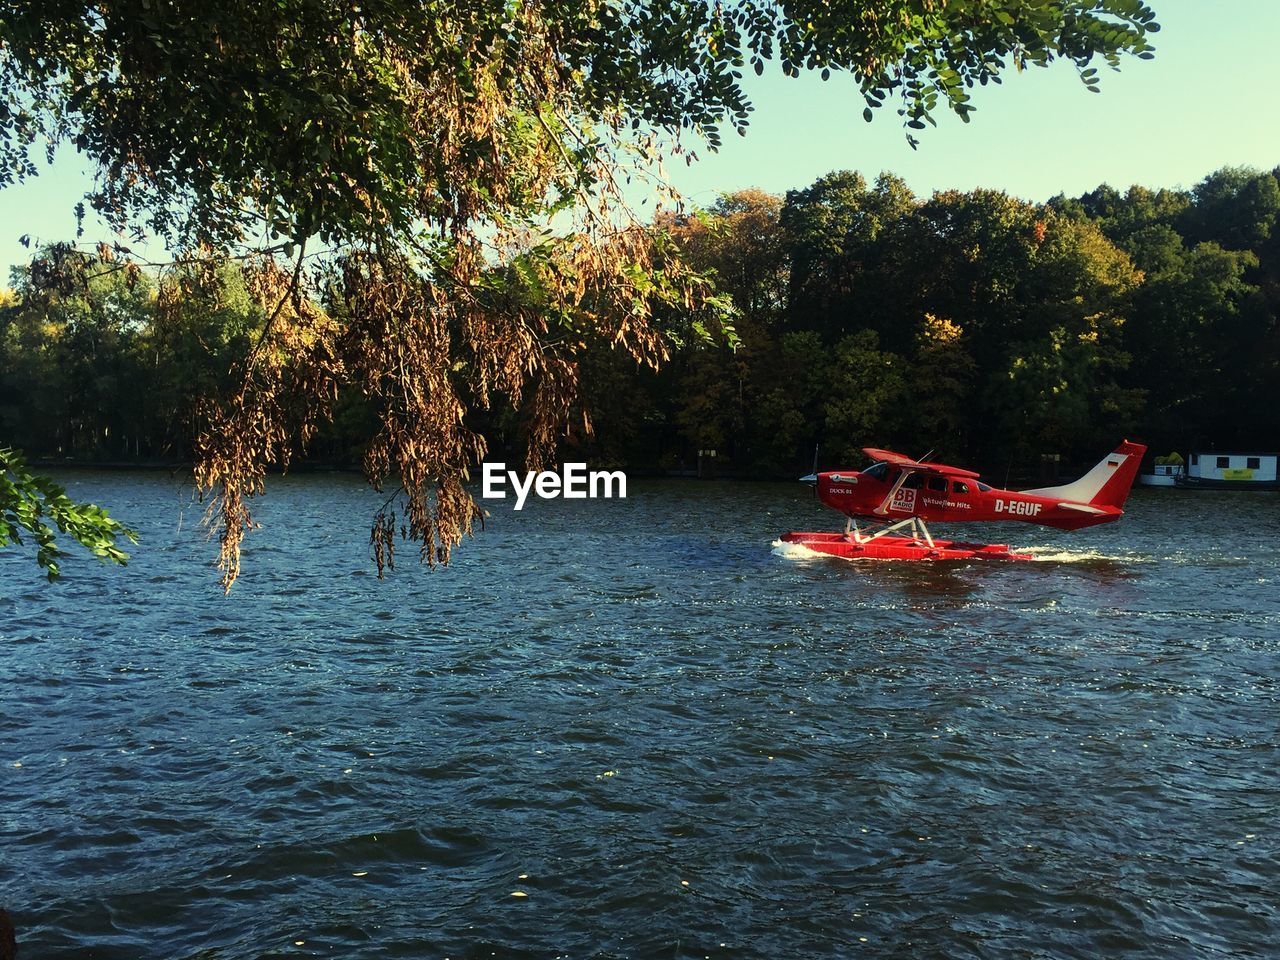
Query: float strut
845,515,934,545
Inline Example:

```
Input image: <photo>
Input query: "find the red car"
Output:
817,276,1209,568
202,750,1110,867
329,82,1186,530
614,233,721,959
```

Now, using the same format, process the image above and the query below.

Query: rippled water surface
2,473,1278,959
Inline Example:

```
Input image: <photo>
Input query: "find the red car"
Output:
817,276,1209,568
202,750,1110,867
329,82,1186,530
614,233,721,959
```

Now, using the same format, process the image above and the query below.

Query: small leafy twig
0,447,138,580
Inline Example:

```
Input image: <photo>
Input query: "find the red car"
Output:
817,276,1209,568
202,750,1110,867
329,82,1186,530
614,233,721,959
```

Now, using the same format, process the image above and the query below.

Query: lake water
2,473,1278,958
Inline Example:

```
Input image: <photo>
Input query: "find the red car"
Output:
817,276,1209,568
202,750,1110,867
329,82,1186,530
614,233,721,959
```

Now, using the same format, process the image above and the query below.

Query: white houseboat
1178,451,1280,490
1139,461,1184,486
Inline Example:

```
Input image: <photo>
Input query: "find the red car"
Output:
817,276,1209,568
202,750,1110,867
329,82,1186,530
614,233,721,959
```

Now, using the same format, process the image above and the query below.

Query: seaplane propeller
800,445,819,489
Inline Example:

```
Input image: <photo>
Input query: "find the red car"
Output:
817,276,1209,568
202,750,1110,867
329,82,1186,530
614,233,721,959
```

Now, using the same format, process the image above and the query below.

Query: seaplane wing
861,448,982,480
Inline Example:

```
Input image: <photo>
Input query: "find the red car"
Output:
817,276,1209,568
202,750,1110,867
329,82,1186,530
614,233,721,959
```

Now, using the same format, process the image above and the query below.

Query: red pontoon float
780,522,1031,562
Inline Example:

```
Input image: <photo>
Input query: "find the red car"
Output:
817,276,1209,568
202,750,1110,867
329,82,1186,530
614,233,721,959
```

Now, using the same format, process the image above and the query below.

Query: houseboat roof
1189,450,1279,457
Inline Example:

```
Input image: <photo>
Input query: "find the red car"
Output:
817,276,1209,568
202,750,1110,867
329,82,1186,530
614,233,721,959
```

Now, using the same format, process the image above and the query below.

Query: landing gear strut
844,515,935,548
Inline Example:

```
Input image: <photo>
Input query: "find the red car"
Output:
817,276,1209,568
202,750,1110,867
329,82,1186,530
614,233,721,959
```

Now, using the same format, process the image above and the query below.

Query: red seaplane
781,440,1147,561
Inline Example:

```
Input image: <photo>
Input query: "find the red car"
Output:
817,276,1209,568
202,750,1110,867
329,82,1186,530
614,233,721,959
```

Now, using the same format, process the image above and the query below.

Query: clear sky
3,0,1279,275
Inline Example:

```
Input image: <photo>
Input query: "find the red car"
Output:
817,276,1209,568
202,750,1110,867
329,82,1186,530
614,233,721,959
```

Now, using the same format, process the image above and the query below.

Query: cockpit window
862,462,889,482
901,472,925,489
927,477,947,492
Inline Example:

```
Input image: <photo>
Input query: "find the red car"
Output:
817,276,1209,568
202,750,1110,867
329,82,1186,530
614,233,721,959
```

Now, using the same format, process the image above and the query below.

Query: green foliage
910,316,976,458
823,331,907,463
0,1,1160,240
641,165,1280,475
780,171,917,343
749,330,830,472
1181,167,1280,250
0,447,137,579
1,251,263,462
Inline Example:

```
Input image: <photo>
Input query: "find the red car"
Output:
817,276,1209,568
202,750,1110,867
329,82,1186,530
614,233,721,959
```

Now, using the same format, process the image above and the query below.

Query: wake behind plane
780,441,1147,561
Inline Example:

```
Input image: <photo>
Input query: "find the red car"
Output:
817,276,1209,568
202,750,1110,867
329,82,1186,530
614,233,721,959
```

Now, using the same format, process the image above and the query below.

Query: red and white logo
890,488,917,512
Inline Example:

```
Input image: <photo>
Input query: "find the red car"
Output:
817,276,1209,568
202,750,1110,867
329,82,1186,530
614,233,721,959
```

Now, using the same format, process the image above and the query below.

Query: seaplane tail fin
1023,440,1148,509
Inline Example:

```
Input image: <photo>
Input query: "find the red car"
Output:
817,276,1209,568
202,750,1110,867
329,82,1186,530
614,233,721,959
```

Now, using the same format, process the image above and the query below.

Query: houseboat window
1217,456,1230,469
1191,454,1198,465
927,477,947,492
952,481,970,494
862,462,888,482
1248,457,1261,470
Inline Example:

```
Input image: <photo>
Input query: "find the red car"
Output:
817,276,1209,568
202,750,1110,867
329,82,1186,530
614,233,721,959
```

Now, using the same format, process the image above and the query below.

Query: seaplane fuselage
814,441,1147,532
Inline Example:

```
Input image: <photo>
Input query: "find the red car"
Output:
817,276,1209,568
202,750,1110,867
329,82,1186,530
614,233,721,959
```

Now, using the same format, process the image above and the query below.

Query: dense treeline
574,164,1280,475
3,165,1278,477
0,261,376,467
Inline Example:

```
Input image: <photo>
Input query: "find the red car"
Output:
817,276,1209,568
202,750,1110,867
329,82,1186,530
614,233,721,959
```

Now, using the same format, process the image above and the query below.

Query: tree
899,188,1043,364
1,0,1160,586
1053,167,1280,456
750,330,831,473
1180,167,1280,251
1069,183,1191,250
664,191,786,470
781,171,916,345
0,447,136,579
3,248,157,459
674,191,789,329
1126,237,1264,446
910,314,976,458
823,330,907,463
